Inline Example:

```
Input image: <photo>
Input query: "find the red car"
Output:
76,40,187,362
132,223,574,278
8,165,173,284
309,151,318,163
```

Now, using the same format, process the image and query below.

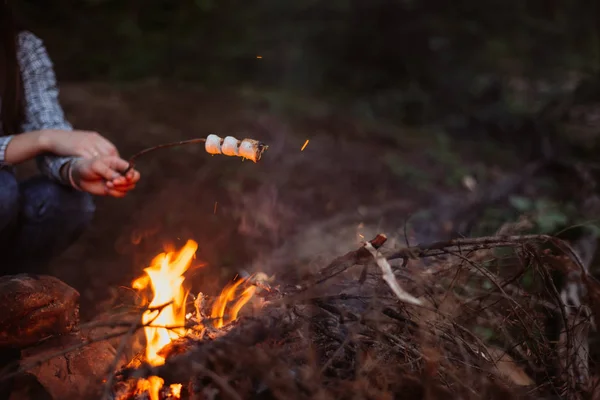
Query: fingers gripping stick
121,134,269,175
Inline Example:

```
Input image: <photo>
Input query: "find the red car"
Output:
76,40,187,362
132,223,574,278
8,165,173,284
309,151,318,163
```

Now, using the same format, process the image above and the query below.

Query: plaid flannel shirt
0,31,73,184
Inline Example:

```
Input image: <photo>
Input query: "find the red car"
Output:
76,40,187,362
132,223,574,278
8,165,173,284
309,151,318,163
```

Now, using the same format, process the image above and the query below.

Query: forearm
0,130,75,186
1,130,51,165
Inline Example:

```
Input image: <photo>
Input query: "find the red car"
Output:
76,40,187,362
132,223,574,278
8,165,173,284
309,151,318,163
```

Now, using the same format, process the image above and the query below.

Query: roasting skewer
121,134,269,175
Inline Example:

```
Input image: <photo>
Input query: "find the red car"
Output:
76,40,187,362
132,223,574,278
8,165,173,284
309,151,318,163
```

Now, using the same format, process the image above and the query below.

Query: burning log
103,230,600,400
108,239,272,400
0,274,79,348
117,309,295,386
110,235,403,398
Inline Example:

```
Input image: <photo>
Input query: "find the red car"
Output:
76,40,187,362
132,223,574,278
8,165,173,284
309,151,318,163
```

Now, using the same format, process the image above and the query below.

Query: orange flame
132,240,198,400
131,240,258,400
211,279,257,329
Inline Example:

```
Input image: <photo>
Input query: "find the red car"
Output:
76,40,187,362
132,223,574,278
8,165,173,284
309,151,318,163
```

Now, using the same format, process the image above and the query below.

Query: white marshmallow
204,134,266,162
239,139,261,162
222,136,240,156
205,134,222,155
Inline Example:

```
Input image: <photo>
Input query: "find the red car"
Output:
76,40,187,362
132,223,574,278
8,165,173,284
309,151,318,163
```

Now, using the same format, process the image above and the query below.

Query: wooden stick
122,138,207,174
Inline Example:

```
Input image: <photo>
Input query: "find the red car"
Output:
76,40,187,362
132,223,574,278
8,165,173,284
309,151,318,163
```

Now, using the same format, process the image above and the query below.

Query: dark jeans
0,169,95,275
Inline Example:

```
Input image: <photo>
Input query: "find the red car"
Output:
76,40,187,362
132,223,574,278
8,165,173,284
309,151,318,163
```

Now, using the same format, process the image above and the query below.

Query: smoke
224,111,416,277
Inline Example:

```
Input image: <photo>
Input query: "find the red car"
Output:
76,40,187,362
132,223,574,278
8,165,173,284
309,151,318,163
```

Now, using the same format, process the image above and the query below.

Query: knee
21,177,95,228
0,170,19,230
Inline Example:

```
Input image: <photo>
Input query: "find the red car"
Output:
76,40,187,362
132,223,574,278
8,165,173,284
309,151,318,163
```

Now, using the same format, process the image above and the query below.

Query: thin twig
364,241,422,305
0,329,134,383
386,234,588,274
299,234,387,289
100,309,146,400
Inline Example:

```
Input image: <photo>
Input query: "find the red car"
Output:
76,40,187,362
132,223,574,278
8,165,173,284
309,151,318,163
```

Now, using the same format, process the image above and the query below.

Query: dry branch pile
107,233,600,400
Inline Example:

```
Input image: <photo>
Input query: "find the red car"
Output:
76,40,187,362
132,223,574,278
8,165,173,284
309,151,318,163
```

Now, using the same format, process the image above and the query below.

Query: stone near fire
19,332,123,400
0,274,80,348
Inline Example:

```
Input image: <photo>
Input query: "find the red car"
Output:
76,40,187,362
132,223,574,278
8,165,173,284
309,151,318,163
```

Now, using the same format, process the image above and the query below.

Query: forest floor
36,82,524,320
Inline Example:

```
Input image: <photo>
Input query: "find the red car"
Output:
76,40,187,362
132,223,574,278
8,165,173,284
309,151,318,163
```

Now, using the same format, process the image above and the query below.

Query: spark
256,55,263,59
301,139,310,151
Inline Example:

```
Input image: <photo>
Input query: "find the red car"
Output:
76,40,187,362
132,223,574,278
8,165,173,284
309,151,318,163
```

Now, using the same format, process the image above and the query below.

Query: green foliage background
17,0,600,97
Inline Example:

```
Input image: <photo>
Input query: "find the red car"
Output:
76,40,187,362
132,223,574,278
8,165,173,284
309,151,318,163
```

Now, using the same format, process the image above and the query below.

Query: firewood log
0,274,79,348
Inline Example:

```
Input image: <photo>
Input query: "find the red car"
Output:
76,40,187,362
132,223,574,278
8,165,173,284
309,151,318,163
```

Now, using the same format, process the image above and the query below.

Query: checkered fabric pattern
0,31,74,184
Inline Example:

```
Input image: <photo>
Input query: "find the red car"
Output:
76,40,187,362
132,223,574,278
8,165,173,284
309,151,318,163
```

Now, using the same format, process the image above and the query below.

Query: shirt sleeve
0,135,14,166
17,31,73,184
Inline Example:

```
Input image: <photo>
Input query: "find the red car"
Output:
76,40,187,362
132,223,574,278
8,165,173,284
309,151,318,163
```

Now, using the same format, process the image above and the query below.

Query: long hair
0,1,23,136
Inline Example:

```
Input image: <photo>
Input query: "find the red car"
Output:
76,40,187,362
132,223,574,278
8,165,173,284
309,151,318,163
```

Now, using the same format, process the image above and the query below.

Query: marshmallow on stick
205,134,267,163
123,134,268,175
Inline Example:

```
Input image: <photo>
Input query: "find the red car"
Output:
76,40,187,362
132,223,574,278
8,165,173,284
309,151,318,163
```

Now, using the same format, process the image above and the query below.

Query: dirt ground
35,82,517,320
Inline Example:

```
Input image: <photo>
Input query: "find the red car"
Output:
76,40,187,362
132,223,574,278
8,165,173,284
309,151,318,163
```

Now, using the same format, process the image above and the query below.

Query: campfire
126,240,264,400
3,231,598,400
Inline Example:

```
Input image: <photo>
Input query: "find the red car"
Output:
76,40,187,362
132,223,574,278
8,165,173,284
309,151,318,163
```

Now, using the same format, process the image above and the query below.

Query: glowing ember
130,239,260,399
301,139,310,151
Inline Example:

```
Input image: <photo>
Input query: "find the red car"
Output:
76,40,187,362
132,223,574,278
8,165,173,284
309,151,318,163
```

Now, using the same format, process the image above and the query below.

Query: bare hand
40,129,118,159
70,156,141,198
